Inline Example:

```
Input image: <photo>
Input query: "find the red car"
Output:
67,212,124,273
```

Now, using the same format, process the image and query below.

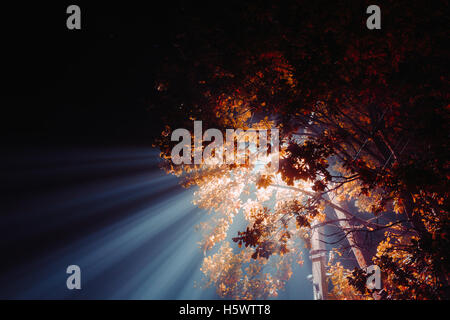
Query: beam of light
0,146,312,299
0,146,216,299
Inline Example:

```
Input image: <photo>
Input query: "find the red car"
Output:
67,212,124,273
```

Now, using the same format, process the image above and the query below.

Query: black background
2,2,189,147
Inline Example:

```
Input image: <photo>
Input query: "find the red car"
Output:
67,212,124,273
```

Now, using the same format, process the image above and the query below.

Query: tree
152,0,449,299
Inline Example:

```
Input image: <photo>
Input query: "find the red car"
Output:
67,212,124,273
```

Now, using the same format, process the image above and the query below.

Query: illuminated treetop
152,1,449,299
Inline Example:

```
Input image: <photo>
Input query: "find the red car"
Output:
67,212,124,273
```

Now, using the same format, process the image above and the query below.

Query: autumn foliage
152,1,449,299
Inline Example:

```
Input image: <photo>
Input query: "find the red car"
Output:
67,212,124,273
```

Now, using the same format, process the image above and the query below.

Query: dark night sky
1,2,203,298
3,2,184,146
0,2,315,299
3,2,268,147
